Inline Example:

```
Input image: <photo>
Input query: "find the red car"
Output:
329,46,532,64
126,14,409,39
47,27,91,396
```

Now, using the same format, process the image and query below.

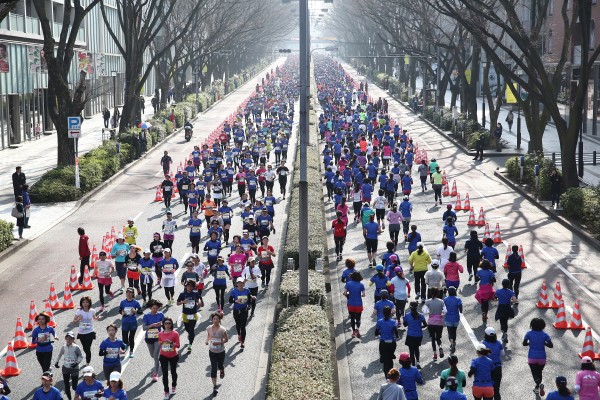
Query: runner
211,256,231,309
103,371,127,400
142,299,164,383
377,368,407,400
99,324,126,379
547,376,574,400
96,251,115,311
482,327,505,400
363,213,381,266
443,252,463,290
206,313,228,397
33,371,63,400
188,211,203,254
375,305,399,377
159,249,179,305
443,287,463,355
574,356,600,399
110,234,130,292
257,236,276,288
523,318,553,396
54,332,83,400
32,313,57,372
332,211,347,261
125,246,142,295
424,287,445,360
139,249,155,305
242,257,261,316
505,245,523,302
119,288,141,357
390,267,410,326
72,296,99,366
229,278,254,349
440,355,467,394
275,160,289,198
468,344,495,400
403,301,427,369
158,317,180,400
408,242,431,302
161,213,177,254
495,279,517,344
440,376,467,400
176,280,203,351
464,230,483,283
344,271,366,338
424,260,444,299
398,352,425,399
74,366,104,400
123,219,138,246
475,260,496,323
386,203,403,250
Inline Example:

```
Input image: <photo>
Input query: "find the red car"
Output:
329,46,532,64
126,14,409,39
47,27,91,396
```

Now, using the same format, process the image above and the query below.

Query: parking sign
68,116,81,138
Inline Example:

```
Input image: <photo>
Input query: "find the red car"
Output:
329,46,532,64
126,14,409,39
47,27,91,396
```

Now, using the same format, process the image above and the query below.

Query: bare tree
0,1,19,22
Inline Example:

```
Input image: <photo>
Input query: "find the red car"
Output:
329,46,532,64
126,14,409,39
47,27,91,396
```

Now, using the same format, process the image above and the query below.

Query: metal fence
545,151,598,167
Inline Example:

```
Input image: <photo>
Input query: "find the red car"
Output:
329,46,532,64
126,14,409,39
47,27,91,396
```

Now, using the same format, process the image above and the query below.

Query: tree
0,1,19,22
32,0,100,166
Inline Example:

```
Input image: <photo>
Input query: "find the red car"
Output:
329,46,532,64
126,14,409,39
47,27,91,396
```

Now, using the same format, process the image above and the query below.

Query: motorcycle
184,123,193,142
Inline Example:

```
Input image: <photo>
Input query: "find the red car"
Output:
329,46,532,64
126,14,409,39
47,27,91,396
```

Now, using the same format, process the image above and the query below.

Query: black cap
555,376,567,385
42,371,53,380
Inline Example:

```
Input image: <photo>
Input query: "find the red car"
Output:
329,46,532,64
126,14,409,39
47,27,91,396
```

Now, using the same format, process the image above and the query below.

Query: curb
494,169,600,249
0,62,277,260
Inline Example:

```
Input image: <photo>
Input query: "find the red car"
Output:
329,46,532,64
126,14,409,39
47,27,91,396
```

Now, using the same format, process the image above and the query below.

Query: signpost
68,116,81,189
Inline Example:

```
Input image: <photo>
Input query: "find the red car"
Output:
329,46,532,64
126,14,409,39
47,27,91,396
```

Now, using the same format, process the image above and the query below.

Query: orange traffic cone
579,327,597,359
48,283,61,310
551,281,563,309
463,193,471,211
536,280,551,308
155,185,163,202
442,182,450,197
12,318,31,349
0,342,21,376
43,300,56,328
26,300,38,330
477,207,486,226
553,300,569,329
519,245,527,269
454,194,462,211
450,180,457,196
62,282,74,309
493,224,503,244
442,170,448,185
69,265,81,291
81,266,93,290
569,299,585,330
110,226,116,240
467,208,477,226
502,245,511,269
483,224,491,241
91,245,98,269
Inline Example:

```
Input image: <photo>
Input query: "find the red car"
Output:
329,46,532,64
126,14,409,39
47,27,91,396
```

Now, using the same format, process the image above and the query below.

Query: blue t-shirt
75,379,104,398
398,366,423,400
481,246,499,266
524,330,552,359
443,225,458,242
230,287,252,311
104,388,127,399
212,264,230,286
376,318,397,341
100,338,125,366
482,340,504,366
204,240,221,259
495,288,515,305
142,312,164,342
444,296,463,325
159,258,179,275
374,299,395,320
470,356,495,387
188,218,202,237
440,391,467,400
369,274,389,297
477,269,495,285
546,392,574,400
407,232,421,254
404,312,425,337
341,268,355,283
33,386,63,400
119,299,141,325
344,281,365,307
32,326,56,353
364,221,379,239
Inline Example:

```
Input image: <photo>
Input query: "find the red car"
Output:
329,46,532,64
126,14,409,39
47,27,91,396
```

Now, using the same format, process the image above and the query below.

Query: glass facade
0,1,155,149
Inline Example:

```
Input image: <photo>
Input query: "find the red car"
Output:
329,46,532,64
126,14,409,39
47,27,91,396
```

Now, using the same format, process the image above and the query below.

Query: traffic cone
553,300,569,329
551,281,563,309
155,185,163,202
467,208,477,226
519,245,527,269
463,193,471,211
91,245,98,269
454,194,462,211
48,283,61,310
579,327,596,358
477,207,486,226
450,180,457,196
442,182,450,196
69,265,81,291
536,280,551,308
0,342,21,376
26,300,38,330
442,170,447,185
502,246,511,269
81,266,93,290
12,318,31,349
493,224,503,244
483,224,491,241
62,282,75,309
43,300,57,328
110,226,116,240
569,299,585,330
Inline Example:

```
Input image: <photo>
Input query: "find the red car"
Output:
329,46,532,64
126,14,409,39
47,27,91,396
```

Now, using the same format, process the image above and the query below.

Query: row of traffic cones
467,207,487,226
454,193,471,211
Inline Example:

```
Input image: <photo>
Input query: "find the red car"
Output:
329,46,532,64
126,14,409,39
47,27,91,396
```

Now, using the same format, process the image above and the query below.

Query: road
0,58,293,399
327,61,600,400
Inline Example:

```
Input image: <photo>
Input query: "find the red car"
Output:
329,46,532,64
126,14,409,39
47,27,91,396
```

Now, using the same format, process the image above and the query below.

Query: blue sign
68,116,81,130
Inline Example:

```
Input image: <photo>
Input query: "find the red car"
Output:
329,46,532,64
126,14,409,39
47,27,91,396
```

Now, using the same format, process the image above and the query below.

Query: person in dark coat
14,195,25,240
12,166,26,199
474,134,485,161
549,168,561,209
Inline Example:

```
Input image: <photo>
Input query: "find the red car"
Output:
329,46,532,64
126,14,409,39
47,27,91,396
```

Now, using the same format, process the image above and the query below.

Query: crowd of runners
317,58,599,400
14,58,299,400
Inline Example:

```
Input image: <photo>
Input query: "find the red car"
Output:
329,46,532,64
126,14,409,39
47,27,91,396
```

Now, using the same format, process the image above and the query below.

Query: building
0,0,155,149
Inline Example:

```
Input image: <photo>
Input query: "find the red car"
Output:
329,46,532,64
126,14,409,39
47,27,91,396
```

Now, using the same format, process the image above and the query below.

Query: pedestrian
103,371,127,400
424,287,445,360
119,287,141,357
77,227,92,286
74,366,104,400
474,133,484,161
111,234,130,292
440,376,467,400
12,195,24,240
158,317,180,400
523,317,554,396
344,271,366,338
398,351,425,399
375,305,400,378
408,242,431,302
125,246,141,295
33,371,62,400
443,286,462,354
547,376,574,400
464,230,483,283
22,184,31,228
72,296,98,366
159,249,179,305
377,367,407,400
403,301,427,369
140,96,145,114
505,111,514,132
32,313,57,372
142,299,164,382
206,312,228,397
152,97,159,114
574,355,600,398
54,331,83,400
99,324,126,378
390,267,410,324
229,278,254,350
468,343,495,400
11,166,26,199
549,167,561,209
482,327,505,400
177,280,203,351
160,151,173,175
103,108,110,128
475,260,496,323
440,355,467,394
494,123,503,152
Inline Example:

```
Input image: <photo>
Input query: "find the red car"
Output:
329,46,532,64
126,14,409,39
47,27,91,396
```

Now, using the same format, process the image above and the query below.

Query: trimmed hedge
505,152,557,199
267,305,334,400
283,127,325,269
561,186,600,238
279,270,327,307
0,219,14,252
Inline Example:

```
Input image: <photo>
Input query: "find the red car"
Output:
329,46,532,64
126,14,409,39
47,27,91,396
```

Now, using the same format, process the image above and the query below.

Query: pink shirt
158,330,180,358
228,253,247,277
444,261,464,282
386,210,403,225
382,146,392,157
576,370,600,400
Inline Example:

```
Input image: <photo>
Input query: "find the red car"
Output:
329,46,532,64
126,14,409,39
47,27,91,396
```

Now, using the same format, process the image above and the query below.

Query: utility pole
298,0,309,304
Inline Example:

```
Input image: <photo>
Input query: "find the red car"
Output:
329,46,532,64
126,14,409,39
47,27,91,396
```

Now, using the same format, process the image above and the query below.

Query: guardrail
546,151,598,166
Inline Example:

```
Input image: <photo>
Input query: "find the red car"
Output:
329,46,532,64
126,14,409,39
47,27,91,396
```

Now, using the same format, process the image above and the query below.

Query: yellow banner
465,69,471,84
505,84,518,104
404,55,410,65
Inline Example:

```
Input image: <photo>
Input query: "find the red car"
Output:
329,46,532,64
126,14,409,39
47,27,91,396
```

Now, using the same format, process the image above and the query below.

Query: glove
55,362,59,368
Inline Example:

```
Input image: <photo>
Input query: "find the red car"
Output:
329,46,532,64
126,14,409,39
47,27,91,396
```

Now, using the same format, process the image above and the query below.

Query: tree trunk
556,117,579,188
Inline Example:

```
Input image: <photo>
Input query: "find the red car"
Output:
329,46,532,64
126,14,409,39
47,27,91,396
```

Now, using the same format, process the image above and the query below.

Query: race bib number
37,333,50,343
187,313,196,320
164,265,174,272
123,307,134,315
223,212,231,219
80,322,92,331
128,265,138,271
280,171,287,176
261,251,270,258
191,226,201,233
184,299,196,309
216,271,227,280
161,343,173,352
233,263,242,273
181,185,189,190
265,201,273,206
164,186,172,191
117,250,127,256
106,347,119,359
147,329,159,339
208,249,218,256
126,231,134,237
210,340,223,351
261,220,269,226
83,391,98,399
99,266,111,278
237,295,248,304
141,268,152,275
64,356,76,365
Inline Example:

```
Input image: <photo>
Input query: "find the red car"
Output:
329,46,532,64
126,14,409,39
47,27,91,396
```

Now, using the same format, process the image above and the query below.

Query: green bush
505,152,557,199
279,270,327,307
561,187,585,219
267,305,334,400
0,219,15,252
561,186,600,238
30,168,82,202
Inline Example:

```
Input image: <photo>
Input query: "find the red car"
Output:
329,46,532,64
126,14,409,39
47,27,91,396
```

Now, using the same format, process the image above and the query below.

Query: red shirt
79,234,91,257
332,219,347,238
158,330,180,358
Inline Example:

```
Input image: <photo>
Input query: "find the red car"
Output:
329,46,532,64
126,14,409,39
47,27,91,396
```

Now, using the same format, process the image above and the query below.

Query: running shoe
539,384,545,396
468,274,473,282
100,305,105,312
220,369,225,379
433,353,438,361
109,291,114,299
502,333,508,343
356,330,361,338
124,344,129,352
213,387,218,396
187,344,192,352
450,341,456,354
152,373,158,382
439,347,444,358
416,363,422,370
351,330,356,338
171,387,176,394
241,343,245,350
164,391,170,400
129,353,134,358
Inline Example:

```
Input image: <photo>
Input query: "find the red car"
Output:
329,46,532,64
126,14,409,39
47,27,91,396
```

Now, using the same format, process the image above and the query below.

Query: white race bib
216,271,227,280
147,329,159,339
184,299,196,309
237,295,248,304
161,343,173,352
208,249,218,256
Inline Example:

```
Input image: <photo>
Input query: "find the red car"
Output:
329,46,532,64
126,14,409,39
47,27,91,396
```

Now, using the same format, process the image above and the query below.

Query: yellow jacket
408,250,431,272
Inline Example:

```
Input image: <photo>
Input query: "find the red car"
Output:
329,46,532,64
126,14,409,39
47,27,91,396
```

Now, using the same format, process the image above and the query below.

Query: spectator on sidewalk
550,168,561,209
140,96,145,114
12,166,26,199
22,184,31,228
152,97,159,114
474,134,484,161
494,123,503,152
78,227,91,285
505,111,514,132
103,108,110,129
13,195,25,240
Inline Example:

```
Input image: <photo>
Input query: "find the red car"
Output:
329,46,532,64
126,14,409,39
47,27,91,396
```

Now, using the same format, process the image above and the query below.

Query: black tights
389,229,399,246
209,351,225,378
529,363,545,386
260,265,273,286
499,318,508,333
127,278,140,290
447,326,458,342
122,329,136,351
428,325,443,352
508,272,521,298
98,283,111,306
334,237,345,255
183,320,197,344
408,344,420,366
164,286,175,300
249,287,258,313
233,309,249,342
62,371,78,400
394,299,406,321
349,311,362,331
141,282,153,301
481,300,490,314
214,285,226,308
160,355,178,392
78,333,94,364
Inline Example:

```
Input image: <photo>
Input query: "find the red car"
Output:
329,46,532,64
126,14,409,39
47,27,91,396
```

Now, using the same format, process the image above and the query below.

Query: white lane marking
155,169,165,177
460,313,481,348
133,211,143,222
459,180,497,211
121,251,189,373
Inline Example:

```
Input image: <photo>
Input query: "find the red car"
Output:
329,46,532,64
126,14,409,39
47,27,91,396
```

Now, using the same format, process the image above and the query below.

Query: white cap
475,343,488,352
416,241,423,247
484,327,496,336
163,248,172,253
236,277,245,284
143,248,151,254
117,234,124,240
431,259,440,267
82,366,94,377
109,371,121,381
